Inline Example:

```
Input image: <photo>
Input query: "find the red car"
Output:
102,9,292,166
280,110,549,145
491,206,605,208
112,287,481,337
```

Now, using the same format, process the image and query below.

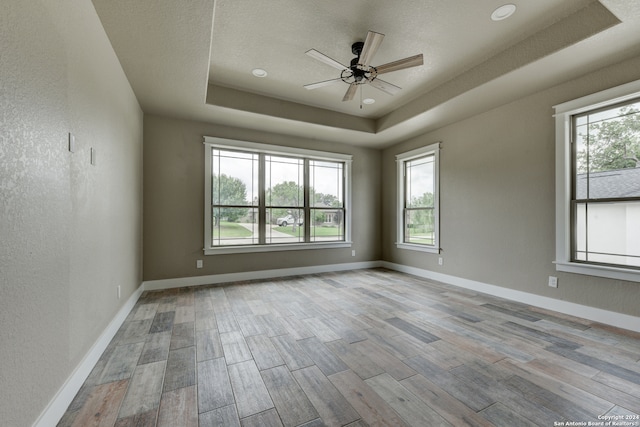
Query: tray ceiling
92,0,640,147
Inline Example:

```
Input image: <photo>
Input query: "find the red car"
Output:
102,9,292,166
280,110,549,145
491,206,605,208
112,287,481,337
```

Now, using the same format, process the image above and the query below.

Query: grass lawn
406,227,434,245
312,226,342,237
407,236,434,245
213,221,252,238
277,225,342,237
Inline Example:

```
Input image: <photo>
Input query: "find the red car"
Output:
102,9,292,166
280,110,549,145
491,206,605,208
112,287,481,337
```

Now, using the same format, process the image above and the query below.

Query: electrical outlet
117,285,121,299
438,257,443,266
548,276,558,288
351,250,356,257
196,260,203,269
68,133,75,152
90,147,96,165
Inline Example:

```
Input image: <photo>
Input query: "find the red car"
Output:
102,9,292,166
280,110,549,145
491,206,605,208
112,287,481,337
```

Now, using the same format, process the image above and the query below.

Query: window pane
267,208,304,244
212,149,258,206
265,155,303,207
574,201,640,267
205,139,351,251
574,100,640,200
404,208,435,245
310,208,344,242
406,155,434,208
212,207,258,246
310,160,344,208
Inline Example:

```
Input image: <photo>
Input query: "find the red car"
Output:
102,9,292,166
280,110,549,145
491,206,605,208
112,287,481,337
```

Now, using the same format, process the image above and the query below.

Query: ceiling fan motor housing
349,41,369,82
350,58,366,81
351,41,364,56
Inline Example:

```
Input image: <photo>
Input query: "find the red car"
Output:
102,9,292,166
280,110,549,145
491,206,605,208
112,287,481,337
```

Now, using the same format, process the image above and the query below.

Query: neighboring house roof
576,167,640,199
313,201,340,209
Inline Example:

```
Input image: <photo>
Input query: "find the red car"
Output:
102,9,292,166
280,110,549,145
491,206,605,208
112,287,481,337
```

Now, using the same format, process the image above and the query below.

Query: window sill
554,261,640,283
204,241,352,255
396,242,440,254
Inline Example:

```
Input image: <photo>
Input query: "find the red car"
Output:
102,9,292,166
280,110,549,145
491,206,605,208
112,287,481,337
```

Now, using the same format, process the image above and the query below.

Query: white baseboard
34,284,144,427
142,261,382,291
381,261,640,333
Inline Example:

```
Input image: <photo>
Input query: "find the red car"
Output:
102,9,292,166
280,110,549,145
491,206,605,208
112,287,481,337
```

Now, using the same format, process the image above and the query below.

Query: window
204,137,351,254
396,142,440,253
554,79,640,282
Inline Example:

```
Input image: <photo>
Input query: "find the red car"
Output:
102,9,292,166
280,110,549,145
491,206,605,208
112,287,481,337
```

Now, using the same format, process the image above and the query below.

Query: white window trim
395,142,441,254
203,136,352,255
553,79,640,283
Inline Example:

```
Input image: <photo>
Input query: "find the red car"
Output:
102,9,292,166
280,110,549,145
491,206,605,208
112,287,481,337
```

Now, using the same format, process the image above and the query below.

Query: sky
213,150,343,202
406,155,434,202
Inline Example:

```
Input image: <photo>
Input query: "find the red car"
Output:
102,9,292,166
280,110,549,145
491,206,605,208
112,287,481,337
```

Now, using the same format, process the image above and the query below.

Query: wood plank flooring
57,268,640,426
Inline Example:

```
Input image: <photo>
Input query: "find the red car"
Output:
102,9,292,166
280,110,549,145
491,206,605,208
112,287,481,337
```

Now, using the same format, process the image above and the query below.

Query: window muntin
204,138,351,254
571,99,640,269
396,143,440,253
554,79,640,282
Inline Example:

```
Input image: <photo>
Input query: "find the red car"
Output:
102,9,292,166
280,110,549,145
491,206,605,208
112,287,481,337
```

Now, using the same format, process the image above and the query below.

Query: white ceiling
92,0,640,148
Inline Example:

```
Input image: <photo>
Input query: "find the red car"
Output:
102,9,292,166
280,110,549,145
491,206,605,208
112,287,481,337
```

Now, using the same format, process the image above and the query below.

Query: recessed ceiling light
252,68,268,78
362,98,375,105
491,4,516,21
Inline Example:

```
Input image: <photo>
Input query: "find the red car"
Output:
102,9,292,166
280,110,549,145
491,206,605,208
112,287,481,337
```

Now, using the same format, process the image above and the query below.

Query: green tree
267,181,303,220
266,182,344,225
577,106,640,172
212,174,248,223
313,192,340,207
410,192,434,208
268,181,303,206
409,192,434,233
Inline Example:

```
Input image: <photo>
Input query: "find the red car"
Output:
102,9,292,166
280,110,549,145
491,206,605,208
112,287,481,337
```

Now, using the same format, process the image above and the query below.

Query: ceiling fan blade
342,83,358,101
357,31,384,69
375,54,424,74
304,77,343,90
367,78,401,95
305,49,348,70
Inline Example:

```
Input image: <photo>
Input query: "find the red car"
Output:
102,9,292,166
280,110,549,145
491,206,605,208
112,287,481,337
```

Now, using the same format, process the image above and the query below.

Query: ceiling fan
304,31,423,102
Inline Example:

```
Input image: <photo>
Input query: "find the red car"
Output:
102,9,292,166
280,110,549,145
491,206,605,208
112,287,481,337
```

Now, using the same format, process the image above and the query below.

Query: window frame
554,79,640,283
203,136,352,255
395,142,441,254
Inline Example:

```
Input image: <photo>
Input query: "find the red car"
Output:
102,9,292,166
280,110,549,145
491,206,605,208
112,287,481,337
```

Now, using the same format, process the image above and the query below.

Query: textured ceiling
209,0,588,117
92,0,640,147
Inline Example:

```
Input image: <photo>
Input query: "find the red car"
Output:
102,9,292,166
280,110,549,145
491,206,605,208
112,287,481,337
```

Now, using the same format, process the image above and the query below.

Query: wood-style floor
57,268,640,426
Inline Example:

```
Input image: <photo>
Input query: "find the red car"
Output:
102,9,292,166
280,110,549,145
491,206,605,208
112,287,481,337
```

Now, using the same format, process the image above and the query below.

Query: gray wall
0,1,143,426
382,54,640,318
143,114,381,281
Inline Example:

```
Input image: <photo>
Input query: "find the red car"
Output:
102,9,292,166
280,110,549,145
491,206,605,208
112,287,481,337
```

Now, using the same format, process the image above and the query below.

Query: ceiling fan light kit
304,30,424,103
